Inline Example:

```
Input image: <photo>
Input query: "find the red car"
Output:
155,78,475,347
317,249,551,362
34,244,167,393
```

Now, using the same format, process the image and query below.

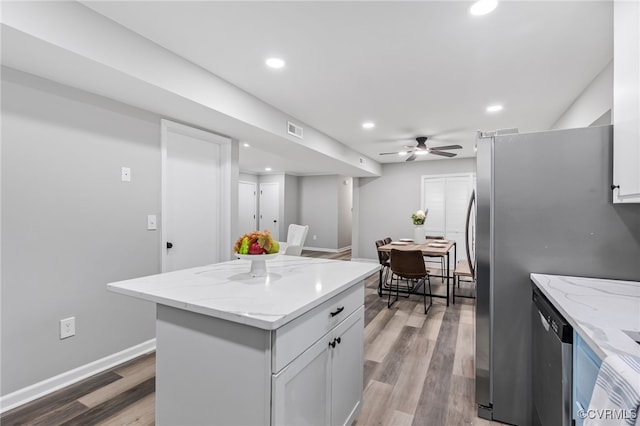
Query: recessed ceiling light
362,122,375,129
486,104,504,113
265,167,272,171
470,0,498,16
266,58,285,69
243,143,250,147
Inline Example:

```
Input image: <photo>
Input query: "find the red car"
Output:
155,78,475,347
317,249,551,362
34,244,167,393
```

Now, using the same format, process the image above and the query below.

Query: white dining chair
284,224,309,256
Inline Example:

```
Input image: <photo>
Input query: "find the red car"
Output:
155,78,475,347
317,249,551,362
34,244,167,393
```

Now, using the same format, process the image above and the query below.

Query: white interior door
259,182,280,240
238,181,257,235
161,120,231,272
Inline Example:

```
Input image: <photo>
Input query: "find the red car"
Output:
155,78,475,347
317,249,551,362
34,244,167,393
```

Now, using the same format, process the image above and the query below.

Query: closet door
421,174,474,269
444,177,472,270
422,178,446,239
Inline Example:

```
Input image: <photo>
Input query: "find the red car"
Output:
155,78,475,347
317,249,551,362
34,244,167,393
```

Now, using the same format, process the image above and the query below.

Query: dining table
377,238,457,306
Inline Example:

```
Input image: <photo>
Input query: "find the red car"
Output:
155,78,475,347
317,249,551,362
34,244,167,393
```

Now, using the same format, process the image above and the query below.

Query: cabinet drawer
272,282,364,373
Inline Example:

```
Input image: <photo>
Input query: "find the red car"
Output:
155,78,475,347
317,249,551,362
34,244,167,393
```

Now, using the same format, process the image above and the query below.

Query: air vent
287,121,303,139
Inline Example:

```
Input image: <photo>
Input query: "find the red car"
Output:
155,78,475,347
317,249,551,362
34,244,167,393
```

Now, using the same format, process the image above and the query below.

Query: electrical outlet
60,317,75,339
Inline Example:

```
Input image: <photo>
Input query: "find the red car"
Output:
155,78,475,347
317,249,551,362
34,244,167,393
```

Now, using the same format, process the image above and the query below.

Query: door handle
166,242,173,249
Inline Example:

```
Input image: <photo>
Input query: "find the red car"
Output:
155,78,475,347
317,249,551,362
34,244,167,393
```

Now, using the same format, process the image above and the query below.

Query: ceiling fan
379,136,462,161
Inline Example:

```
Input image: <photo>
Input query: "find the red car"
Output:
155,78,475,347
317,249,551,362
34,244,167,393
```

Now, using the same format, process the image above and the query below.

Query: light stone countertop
108,255,379,330
530,273,640,360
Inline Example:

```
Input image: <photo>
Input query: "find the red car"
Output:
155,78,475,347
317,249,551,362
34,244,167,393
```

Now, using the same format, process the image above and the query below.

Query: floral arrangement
411,209,427,225
233,230,279,255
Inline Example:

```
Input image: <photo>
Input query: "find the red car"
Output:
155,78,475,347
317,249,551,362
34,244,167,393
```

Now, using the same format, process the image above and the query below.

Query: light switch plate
147,215,157,230
121,167,131,182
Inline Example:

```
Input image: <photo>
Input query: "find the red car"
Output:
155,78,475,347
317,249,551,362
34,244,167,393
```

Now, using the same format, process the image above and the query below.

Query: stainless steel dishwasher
532,286,573,426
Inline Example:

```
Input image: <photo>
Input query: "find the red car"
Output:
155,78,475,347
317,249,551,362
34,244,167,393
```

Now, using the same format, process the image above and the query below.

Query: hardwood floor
2,250,502,425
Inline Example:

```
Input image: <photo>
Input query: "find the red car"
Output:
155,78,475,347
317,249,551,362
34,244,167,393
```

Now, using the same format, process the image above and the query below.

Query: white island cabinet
107,255,378,426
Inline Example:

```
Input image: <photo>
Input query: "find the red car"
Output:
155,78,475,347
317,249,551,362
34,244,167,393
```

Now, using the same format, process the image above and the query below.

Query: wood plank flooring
2,250,503,425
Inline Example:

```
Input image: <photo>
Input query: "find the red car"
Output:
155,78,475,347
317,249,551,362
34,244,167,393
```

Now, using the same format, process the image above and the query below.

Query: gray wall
299,175,339,249
1,69,158,394
551,60,613,130
239,172,258,184
283,174,300,239
355,158,476,260
337,176,353,249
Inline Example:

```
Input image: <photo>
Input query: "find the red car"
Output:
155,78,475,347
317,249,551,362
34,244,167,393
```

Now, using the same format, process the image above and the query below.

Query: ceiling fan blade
430,145,463,151
428,150,457,158
406,152,417,162
379,151,401,155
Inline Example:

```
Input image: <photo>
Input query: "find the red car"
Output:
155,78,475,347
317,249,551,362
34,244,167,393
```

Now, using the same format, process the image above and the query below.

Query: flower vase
413,225,425,243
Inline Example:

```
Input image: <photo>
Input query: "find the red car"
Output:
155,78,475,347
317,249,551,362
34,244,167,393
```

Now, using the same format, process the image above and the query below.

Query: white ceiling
82,0,613,173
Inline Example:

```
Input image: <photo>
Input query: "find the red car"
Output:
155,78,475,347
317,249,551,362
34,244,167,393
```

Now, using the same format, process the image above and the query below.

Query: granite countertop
530,273,640,360
108,255,379,330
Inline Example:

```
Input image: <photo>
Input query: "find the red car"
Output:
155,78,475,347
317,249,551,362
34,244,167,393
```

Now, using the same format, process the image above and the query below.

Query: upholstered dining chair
284,224,309,256
389,249,432,314
424,235,447,277
375,240,391,296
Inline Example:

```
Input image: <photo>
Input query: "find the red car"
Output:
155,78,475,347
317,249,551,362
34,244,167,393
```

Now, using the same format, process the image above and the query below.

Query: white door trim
160,119,232,272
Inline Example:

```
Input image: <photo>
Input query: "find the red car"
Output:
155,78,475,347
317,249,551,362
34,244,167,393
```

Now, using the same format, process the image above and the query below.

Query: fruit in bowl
233,230,280,255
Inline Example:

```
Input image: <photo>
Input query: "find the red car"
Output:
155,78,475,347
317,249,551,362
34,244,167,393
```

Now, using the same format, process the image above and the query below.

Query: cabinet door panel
272,334,331,426
331,307,365,426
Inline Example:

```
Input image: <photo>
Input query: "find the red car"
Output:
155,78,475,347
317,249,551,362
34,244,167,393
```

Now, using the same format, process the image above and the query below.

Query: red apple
249,242,264,255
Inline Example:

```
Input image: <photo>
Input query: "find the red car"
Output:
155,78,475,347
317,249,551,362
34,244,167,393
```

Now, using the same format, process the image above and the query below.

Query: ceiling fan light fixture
416,150,429,156
470,0,498,16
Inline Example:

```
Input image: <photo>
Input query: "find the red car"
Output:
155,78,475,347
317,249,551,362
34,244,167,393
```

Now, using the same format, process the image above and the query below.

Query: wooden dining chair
389,249,432,314
453,260,475,302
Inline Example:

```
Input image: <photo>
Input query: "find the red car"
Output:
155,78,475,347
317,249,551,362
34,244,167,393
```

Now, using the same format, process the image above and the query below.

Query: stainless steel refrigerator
474,125,640,425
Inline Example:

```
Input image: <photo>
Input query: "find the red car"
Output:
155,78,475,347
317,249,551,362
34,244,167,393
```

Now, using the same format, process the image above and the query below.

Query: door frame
160,119,232,272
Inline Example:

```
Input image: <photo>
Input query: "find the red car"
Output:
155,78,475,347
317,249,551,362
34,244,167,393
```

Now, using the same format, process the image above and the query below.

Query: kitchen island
108,255,378,426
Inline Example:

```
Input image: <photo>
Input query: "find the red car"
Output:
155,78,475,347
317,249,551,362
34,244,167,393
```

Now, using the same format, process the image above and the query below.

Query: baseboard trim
302,245,352,253
0,338,156,413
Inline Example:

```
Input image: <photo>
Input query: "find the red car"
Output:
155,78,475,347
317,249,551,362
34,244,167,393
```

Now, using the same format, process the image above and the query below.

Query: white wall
355,158,476,261
551,60,613,130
